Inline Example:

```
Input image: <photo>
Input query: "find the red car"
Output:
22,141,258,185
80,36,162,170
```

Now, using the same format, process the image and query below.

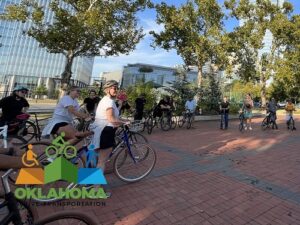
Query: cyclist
42,86,92,145
134,93,146,121
81,89,100,115
153,96,172,118
90,80,126,172
185,96,197,120
0,86,30,129
241,93,254,130
285,99,296,130
219,96,230,130
266,97,277,129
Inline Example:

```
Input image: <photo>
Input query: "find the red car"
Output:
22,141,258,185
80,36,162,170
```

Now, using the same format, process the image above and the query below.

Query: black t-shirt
0,95,30,122
84,97,100,113
220,101,230,113
135,98,146,112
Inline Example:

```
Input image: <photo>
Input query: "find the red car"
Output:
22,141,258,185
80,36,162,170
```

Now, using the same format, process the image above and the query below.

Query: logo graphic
15,133,107,199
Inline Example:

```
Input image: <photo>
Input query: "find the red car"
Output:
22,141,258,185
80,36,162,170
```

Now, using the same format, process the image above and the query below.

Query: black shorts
51,122,69,134
100,126,117,149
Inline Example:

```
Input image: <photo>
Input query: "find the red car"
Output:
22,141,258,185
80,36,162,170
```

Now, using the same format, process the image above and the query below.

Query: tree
33,84,48,100
225,0,293,107
1,0,148,90
163,67,199,114
150,0,229,87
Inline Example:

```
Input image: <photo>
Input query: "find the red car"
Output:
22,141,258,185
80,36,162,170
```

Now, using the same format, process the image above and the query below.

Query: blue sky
91,0,300,78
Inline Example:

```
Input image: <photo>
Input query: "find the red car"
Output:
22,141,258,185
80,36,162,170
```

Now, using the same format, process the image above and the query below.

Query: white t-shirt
53,95,80,123
185,100,197,112
95,96,119,127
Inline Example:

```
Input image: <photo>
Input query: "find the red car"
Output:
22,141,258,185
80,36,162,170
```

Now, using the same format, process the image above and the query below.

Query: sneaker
249,127,252,130
244,126,247,130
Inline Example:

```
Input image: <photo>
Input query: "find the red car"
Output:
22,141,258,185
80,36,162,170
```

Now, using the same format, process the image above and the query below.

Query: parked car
277,102,286,109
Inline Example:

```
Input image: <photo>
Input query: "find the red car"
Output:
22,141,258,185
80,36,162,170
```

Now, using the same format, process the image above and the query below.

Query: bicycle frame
0,125,8,148
0,169,23,225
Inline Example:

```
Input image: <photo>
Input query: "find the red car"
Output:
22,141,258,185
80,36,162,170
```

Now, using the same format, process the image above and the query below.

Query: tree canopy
1,0,148,88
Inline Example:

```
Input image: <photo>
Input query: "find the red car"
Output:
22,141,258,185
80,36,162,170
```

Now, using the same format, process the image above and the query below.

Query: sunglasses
20,90,28,94
110,86,118,90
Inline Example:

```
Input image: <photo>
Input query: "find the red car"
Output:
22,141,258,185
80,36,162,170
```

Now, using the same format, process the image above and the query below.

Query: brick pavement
17,116,300,224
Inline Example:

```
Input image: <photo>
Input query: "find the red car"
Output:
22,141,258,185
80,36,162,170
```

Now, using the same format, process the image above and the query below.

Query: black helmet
13,86,29,92
103,80,118,89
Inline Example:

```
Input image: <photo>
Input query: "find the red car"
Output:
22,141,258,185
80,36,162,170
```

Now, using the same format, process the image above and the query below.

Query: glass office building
0,0,94,97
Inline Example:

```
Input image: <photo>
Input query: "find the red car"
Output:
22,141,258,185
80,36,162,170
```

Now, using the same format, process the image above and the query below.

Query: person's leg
95,147,112,172
249,117,252,130
225,113,229,129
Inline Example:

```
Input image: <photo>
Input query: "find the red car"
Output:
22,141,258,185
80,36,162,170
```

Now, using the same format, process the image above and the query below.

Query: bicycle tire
261,117,269,130
186,115,192,129
177,113,185,128
129,132,148,144
23,120,38,143
171,116,177,129
0,195,36,225
34,210,97,225
114,143,156,183
160,116,171,131
288,118,295,131
147,116,154,134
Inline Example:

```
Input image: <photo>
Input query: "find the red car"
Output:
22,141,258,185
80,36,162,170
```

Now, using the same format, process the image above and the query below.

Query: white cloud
140,18,164,38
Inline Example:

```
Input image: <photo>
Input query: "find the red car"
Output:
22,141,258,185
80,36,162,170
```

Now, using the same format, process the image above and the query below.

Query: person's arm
0,154,23,169
22,99,30,113
106,108,123,126
68,106,89,119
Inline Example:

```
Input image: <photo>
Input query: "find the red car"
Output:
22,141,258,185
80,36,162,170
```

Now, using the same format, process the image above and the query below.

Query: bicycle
238,111,245,132
178,109,194,129
147,110,175,134
286,113,296,131
22,123,155,203
261,111,278,130
0,169,97,225
0,125,27,154
24,112,52,142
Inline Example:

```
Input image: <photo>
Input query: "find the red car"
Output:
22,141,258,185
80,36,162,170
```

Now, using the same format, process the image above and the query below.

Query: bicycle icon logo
45,132,77,159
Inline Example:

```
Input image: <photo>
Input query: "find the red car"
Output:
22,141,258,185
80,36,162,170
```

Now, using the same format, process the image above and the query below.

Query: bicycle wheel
22,120,37,142
239,121,244,132
0,136,27,155
129,132,148,144
261,117,269,130
0,195,35,225
288,118,295,131
177,113,185,128
147,116,154,134
35,211,97,225
171,116,177,129
186,115,192,129
114,143,156,183
160,116,171,131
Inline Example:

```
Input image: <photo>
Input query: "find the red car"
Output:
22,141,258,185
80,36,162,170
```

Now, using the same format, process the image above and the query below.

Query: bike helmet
103,80,118,89
13,86,29,92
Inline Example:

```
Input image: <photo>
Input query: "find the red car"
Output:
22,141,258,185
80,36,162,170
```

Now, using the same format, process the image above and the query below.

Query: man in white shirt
185,97,197,113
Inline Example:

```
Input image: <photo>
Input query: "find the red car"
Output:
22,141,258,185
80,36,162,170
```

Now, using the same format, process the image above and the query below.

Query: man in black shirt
153,96,172,118
219,96,230,130
0,86,30,126
134,93,146,120
82,90,100,115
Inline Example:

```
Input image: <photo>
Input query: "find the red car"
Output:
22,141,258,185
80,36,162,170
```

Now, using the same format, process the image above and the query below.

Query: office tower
0,0,94,97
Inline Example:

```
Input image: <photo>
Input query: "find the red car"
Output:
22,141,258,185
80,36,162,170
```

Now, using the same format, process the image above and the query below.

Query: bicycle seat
16,113,30,120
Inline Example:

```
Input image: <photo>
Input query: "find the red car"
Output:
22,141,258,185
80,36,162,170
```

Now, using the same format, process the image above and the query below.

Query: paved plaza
32,116,300,224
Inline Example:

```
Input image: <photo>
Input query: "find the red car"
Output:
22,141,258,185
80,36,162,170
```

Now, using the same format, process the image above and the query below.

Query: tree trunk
197,64,203,87
60,53,74,98
260,72,267,108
